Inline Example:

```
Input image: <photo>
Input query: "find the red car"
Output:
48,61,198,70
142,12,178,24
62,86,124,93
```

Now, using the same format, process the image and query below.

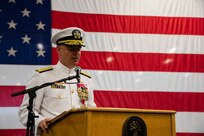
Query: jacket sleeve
18,72,46,134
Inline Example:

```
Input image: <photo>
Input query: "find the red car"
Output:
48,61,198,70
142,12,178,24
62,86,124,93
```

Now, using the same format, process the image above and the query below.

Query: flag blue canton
0,0,51,65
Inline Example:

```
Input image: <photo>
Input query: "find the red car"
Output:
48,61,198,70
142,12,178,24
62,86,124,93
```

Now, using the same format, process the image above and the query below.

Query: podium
42,107,176,136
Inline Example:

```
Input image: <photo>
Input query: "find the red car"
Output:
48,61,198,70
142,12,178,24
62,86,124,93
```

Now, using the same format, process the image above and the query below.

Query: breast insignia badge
122,116,147,136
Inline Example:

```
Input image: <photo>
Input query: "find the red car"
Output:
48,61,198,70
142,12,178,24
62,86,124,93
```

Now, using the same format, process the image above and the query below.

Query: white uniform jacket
18,62,96,135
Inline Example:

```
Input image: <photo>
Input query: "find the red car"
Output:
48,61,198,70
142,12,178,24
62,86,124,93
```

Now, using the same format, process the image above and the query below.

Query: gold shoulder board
36,66,53,73
80,72,92,78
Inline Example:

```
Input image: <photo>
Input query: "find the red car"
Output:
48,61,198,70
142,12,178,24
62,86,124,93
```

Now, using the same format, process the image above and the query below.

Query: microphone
75,66,81,83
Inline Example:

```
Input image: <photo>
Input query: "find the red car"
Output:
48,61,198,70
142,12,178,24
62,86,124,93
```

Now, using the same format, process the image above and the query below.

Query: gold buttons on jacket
71,90,75,93
57,95,61,99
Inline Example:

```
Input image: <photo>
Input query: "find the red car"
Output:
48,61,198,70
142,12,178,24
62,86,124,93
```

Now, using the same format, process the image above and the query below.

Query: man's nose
73,50,80,54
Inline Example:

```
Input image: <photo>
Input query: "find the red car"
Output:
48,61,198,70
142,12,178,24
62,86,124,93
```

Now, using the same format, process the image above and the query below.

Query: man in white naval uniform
18,27,96,135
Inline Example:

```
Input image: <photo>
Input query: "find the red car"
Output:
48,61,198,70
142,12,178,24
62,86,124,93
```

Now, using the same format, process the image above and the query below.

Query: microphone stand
11,75,77,136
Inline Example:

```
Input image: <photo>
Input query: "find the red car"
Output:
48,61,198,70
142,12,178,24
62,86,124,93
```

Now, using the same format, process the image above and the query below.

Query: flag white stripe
0,107,25,129
52,0,204,17
52,29,204,54
1,65,204,93
90,70,204,92
1,107,204,133
176,112,204,133
0,65,44,86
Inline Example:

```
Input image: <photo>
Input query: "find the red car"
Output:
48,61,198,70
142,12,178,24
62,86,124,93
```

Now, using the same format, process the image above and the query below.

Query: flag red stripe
177,133,204,136
1,86,204,112
94,91,204,112
0,129,204,136
52,49,204,72
52,11,204,35
0,129,26,136
0,86,25,107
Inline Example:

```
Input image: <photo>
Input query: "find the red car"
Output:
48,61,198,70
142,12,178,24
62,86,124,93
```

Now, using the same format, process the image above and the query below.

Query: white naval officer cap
51,27,85,47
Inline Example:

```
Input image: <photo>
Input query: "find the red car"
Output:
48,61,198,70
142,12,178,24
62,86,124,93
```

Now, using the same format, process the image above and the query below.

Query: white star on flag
36,21,45,30
21,34,31,44
36,48,46,57
9,0,16,3
36,0,43,5
21,8,31,17
7,20,18,29
7,47,18,56
0,36,3,43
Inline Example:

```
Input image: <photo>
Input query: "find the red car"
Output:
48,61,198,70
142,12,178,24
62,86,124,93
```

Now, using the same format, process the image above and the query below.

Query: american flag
0,0,204,136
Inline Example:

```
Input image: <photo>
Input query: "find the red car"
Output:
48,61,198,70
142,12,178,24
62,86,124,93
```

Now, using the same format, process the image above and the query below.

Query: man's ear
57,46,60,50
56,46,61,54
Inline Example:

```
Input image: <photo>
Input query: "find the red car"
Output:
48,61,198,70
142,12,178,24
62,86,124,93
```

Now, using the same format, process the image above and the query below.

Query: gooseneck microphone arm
11,75,78,136
11,75,77,97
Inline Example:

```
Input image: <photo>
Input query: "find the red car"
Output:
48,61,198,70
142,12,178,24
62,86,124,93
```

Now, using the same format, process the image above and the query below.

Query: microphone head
75,66,81,73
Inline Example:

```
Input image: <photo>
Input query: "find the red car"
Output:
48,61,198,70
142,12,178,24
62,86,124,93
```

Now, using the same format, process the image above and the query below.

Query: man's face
57,45,82,68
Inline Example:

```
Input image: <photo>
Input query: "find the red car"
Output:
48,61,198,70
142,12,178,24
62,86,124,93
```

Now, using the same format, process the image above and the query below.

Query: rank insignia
36,66,53,73
51,83,66,89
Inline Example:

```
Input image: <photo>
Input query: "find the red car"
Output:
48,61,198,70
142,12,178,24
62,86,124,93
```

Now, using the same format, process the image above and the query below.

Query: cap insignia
73,30,81,39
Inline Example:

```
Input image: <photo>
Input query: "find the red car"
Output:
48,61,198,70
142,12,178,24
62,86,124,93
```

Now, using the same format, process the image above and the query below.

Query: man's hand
39,118,52,132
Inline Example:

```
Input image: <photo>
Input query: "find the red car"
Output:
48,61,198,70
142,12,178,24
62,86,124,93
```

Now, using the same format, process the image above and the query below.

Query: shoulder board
35,66,53,73
80,72,92,78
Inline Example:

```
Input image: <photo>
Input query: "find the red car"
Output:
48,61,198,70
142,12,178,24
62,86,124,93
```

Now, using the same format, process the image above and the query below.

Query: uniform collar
56,61,76,75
